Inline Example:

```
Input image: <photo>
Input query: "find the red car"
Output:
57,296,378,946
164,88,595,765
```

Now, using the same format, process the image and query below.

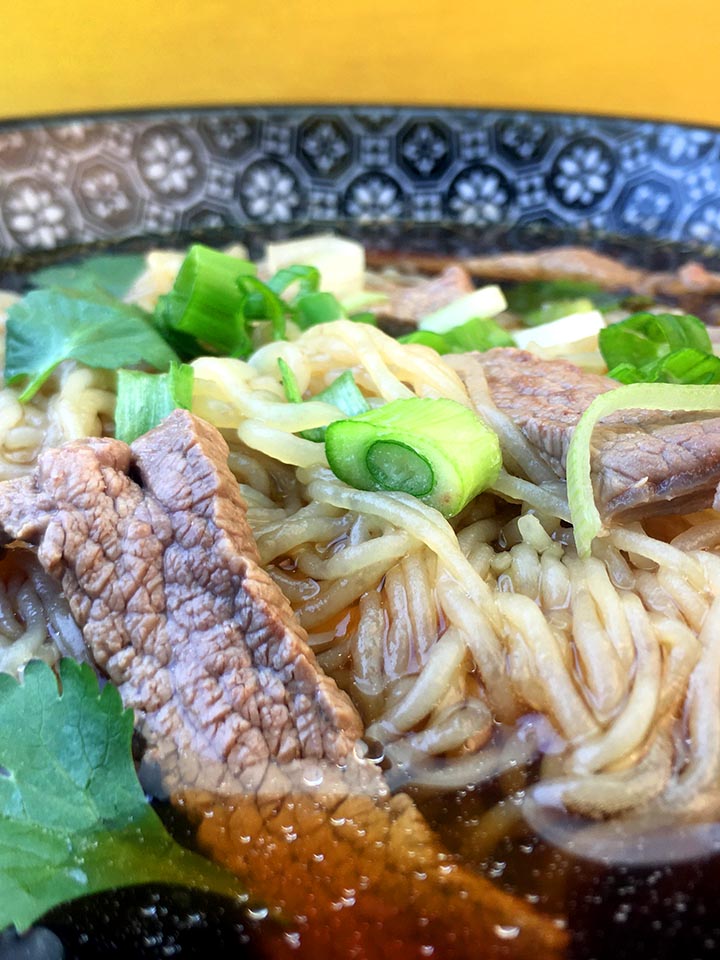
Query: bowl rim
1,102,720,135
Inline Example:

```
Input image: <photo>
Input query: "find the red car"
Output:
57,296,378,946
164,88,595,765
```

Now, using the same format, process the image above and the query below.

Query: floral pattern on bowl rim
2,107,720,257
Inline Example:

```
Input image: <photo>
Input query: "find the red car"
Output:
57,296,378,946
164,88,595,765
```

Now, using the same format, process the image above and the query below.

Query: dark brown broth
3,228,720,958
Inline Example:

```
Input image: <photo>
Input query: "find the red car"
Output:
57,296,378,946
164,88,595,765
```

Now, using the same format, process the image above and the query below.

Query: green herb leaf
608,347,720,386
115,362,194,444
506,280,619,317
30,254,146,299
5,288,178,402
599,312,711,371
0,659,245,933
521,297,596,328
325,397,501,517
399,317,514,354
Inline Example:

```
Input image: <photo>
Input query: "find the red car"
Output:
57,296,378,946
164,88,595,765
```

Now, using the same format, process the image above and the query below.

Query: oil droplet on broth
493,924,521,941
284,931,302,950
302,764,324,788
247,906,269,921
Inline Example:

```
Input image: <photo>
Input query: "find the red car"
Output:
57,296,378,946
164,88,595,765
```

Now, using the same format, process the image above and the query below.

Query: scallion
608,347,720,385
325,397,501,517
154,245,256,357
267,264,321,298
294,291,345,330
235,276,287,345
400,316,514,354
115,362,194,444
418,285,507,334
599,312,711,372
506,280,620,318
278,359,369,441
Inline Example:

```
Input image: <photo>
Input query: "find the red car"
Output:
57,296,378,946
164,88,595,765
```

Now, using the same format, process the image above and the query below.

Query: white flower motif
310,190,338,220
517,174,546,208
139,132,197,195
401,124,447,176
458,130,489,161
619,183,672,232
448,168,509,225
498,119,546,161
359,137,390,167
241,162,300,222
686,202,720,244
302,122,349,175
345,176,403,222
262,125,291,155
553,142,612,207
203,116,250,153
412,193,443,222
80,167,131,221
5,181,68,247
658,126,713,165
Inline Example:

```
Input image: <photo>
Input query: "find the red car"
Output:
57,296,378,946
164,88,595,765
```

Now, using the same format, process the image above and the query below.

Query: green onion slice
278,359,369,441
418,285,507,334
599,312,711,372
567,383,720,558
115,362,194,444
294,291,345,330
400,317,515,355
325,396,501,517
154,244,256,356
267,264,321,298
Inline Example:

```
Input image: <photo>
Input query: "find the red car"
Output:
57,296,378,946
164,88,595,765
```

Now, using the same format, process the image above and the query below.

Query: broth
2,227,720,960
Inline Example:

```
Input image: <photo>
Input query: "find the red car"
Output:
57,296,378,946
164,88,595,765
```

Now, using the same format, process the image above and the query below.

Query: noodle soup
1,235,720,958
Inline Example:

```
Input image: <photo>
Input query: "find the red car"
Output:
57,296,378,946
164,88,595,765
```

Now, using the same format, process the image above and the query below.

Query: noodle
4,245,720,856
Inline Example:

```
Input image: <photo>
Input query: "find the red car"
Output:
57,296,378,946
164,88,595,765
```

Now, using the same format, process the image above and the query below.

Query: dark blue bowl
2,107,720,259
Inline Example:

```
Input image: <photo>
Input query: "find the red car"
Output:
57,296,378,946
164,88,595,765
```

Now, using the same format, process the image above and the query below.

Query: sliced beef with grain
367,245,720,309
0,410,362,793
0,410,566,958
451,347,720,523
367,264,474,336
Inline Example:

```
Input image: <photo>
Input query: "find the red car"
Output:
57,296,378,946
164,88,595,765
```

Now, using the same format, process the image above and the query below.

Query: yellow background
0,0,718,126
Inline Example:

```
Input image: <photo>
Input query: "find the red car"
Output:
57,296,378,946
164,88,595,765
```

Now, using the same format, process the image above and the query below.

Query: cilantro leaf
29,254,146,299
0,659,245,933
5,288,178,402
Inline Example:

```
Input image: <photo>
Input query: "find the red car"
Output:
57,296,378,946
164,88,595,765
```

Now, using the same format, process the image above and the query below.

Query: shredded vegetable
567,383,720,558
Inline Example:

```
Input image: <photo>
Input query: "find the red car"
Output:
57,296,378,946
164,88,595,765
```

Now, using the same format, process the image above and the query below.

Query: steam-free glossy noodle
2,241,720,954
